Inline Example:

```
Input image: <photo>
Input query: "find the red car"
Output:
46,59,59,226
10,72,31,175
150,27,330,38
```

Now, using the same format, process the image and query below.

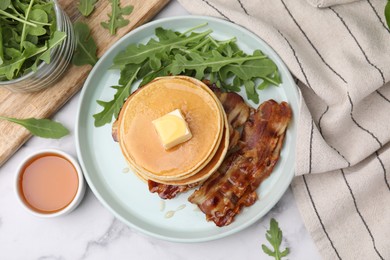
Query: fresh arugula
93,24,281,127
0,1,11,11
77,0,97,17
33,31,67,70
0,116,69,139
385,0,390,29
72,22,98,66
101,0,133,35
93,66,140,127
0,0,67,80
262,218,289,260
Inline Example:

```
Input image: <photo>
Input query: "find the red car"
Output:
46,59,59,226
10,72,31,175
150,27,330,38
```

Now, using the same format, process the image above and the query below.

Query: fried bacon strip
188,100,292,227
147,88,250,199
210,86,251,149
148,182,199,200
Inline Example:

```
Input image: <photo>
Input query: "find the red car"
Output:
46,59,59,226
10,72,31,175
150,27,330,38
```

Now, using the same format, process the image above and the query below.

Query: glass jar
0,0,75,93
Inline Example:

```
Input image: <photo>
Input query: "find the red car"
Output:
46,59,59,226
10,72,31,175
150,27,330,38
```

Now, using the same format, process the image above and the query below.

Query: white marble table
0,1,322,259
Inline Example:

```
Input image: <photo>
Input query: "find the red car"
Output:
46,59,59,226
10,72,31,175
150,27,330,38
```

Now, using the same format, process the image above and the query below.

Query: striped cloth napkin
177,0,390,259
307,0,360,7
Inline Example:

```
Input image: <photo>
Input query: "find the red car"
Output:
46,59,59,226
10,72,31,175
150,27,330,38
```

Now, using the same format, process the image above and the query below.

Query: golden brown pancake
129,109,229,185
117,76,225,181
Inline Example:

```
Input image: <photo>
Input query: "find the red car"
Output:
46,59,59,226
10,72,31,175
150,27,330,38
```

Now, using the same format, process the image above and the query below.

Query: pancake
129,109,229,185
117,76,224,180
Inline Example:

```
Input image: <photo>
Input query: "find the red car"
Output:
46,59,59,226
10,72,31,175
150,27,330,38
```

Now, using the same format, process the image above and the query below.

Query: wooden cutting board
0,0,170,166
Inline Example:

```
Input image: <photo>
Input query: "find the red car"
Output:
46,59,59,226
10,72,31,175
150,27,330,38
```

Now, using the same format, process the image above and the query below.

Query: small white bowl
15,149,86,218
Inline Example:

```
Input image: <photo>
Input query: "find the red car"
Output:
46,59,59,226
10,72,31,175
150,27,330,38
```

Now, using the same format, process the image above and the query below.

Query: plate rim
75,15,300,243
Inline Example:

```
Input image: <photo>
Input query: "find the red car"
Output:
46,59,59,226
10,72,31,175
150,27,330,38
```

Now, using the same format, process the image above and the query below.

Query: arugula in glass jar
0,0,67,80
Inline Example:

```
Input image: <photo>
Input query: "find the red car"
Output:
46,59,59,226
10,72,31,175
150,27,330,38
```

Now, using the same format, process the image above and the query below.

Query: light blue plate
76,16,299,242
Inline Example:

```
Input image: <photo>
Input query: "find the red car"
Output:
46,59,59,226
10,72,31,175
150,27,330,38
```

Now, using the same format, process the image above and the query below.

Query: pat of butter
152,109,192,150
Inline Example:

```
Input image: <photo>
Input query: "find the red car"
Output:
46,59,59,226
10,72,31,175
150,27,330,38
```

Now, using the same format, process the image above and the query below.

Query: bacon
210,86,251,129
188,100,292,226
210,86,250,149
148,181,199,200
147,88,251,199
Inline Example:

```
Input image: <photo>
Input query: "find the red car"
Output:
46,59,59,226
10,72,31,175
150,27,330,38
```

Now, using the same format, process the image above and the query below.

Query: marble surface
0,1,322,259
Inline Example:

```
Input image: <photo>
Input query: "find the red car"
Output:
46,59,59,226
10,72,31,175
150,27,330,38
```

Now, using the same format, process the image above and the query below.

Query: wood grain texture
0,0,170,166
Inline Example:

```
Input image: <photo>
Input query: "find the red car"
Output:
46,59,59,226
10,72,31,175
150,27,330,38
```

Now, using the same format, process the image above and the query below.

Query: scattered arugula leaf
262,218,289,260
0,116,69,139
0,0,67,80
385,0,390,29
101,0,133,35
72,22,98,66
93,24,281,127
77,0,97,17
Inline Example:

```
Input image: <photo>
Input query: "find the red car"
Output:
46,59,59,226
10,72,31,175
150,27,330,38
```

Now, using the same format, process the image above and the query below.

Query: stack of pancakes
116,76,229,185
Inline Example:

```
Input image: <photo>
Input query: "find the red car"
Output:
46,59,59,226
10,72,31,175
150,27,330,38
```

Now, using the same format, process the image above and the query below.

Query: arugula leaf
72,22,98,66
93,67,140,127
385,0,390,29
25,9,48,36
0,0,10,11
170,52,206,79
0,56,25,80
155,27,179,41
0,9,37,27
101,0,133,35
0,0,66,80
220,53,275,80
261,218,289,260
244,81,259,103
31,30,66,71
170,51,266,78
36,31,67,65
22,41,47,59
113,29,212,65
0,116,69,139
77,0,97,17
19,0,35,51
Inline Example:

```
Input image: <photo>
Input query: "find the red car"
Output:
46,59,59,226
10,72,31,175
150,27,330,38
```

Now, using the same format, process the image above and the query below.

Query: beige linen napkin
177,0,390,259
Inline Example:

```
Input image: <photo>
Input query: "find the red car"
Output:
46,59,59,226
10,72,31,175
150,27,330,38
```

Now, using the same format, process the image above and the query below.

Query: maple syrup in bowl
15,149,86,217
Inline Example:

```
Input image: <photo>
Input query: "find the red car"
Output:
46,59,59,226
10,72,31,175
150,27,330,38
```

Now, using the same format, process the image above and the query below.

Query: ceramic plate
76,16,299,242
